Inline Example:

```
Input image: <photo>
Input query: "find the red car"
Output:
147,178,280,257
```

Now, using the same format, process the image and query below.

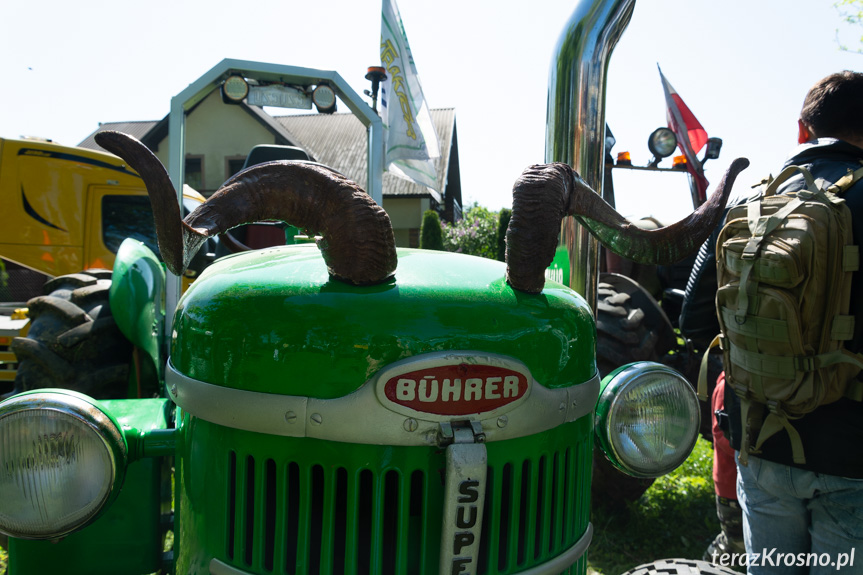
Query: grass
0,440,718,575
587,437,720,574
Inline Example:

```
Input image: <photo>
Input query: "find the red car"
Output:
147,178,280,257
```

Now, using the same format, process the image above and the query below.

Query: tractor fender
109,238,166,385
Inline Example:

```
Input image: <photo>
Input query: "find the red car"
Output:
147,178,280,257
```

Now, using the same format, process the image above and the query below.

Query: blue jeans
736,455,863,574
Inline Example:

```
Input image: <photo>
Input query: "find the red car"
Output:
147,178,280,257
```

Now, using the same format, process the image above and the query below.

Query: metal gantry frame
164,58,384,334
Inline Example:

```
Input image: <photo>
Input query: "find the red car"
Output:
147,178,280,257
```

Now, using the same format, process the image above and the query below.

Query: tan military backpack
700,163,863,465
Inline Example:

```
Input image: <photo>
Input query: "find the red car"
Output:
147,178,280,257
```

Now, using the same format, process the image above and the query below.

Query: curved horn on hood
95,131,397,286
505,157,749,293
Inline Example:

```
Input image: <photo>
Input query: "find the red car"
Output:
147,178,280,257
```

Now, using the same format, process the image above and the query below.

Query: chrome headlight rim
0,389,128,540
595,361,700,479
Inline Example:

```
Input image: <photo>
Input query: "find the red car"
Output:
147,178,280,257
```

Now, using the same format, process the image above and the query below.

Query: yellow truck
0,137,206,393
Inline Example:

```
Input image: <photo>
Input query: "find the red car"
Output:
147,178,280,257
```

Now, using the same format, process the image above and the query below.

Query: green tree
419,209,445,250
495,208,512,262
836,0,863,52
441,203,499,260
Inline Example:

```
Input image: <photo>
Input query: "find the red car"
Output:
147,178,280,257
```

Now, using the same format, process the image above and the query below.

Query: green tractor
0,1,748,574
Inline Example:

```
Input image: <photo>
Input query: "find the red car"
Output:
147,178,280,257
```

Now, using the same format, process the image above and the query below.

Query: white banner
380,0,440,191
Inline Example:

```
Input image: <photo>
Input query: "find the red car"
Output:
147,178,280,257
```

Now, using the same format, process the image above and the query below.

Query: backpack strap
754,406,806,465
736,395,764,467
763,165,818,196
827,160,863,402
824,162,863,196
697,334,723,401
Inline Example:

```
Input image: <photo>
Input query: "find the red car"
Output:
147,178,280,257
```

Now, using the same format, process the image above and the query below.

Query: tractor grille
226,455,426,574
219,427,590,575
478,452,590,574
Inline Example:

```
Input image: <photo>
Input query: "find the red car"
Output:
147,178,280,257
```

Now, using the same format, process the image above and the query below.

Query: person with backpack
720,71,863,573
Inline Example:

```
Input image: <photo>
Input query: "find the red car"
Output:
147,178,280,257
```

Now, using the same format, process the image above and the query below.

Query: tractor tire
595,273,677,376
9,270,132,399
620,558,739,575
593,273,678,507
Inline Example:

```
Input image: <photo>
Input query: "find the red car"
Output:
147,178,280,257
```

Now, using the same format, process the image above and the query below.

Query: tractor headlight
0,390,127,539
648,127,678,159
595,362,699,478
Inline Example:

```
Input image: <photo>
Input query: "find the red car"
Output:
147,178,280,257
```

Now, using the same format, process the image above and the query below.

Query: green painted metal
174,412,592,575
8,398,171,575
110,238,166,389
116,398,177,461
547,245,572,287
593,364,629,472
171,246,597,399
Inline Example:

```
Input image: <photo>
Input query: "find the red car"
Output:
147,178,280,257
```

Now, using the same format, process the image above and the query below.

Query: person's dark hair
800,71,863,141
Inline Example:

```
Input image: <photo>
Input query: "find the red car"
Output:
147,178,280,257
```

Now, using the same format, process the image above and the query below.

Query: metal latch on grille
438,420,485,446
439,421,487,575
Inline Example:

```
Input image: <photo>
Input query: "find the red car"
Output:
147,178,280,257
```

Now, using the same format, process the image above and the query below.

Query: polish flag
659,66,709,201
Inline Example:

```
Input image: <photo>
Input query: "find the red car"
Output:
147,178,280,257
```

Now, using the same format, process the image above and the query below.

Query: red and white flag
658,66,709,201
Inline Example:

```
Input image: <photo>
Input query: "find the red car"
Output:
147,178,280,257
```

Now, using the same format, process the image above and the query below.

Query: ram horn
505,157,749,293
95,131,397,286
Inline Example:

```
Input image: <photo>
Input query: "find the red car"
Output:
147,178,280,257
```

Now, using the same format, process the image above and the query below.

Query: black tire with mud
620,558,739,575
593,273,678,507
9,270,132,399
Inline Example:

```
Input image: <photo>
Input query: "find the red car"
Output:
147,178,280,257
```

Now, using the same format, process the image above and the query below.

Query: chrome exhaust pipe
545,0,636,306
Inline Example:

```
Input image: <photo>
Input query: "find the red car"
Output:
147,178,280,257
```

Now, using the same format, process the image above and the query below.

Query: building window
185,156,203,190
226,157,247,180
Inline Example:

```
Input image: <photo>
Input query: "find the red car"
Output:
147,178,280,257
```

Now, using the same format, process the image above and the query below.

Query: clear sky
1,0,860,223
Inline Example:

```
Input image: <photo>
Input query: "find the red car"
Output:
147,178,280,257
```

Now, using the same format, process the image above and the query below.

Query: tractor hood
169,245,596,399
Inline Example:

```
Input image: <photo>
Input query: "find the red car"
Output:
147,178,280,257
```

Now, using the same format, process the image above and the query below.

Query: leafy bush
442,203,499,259
420,209,445,250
